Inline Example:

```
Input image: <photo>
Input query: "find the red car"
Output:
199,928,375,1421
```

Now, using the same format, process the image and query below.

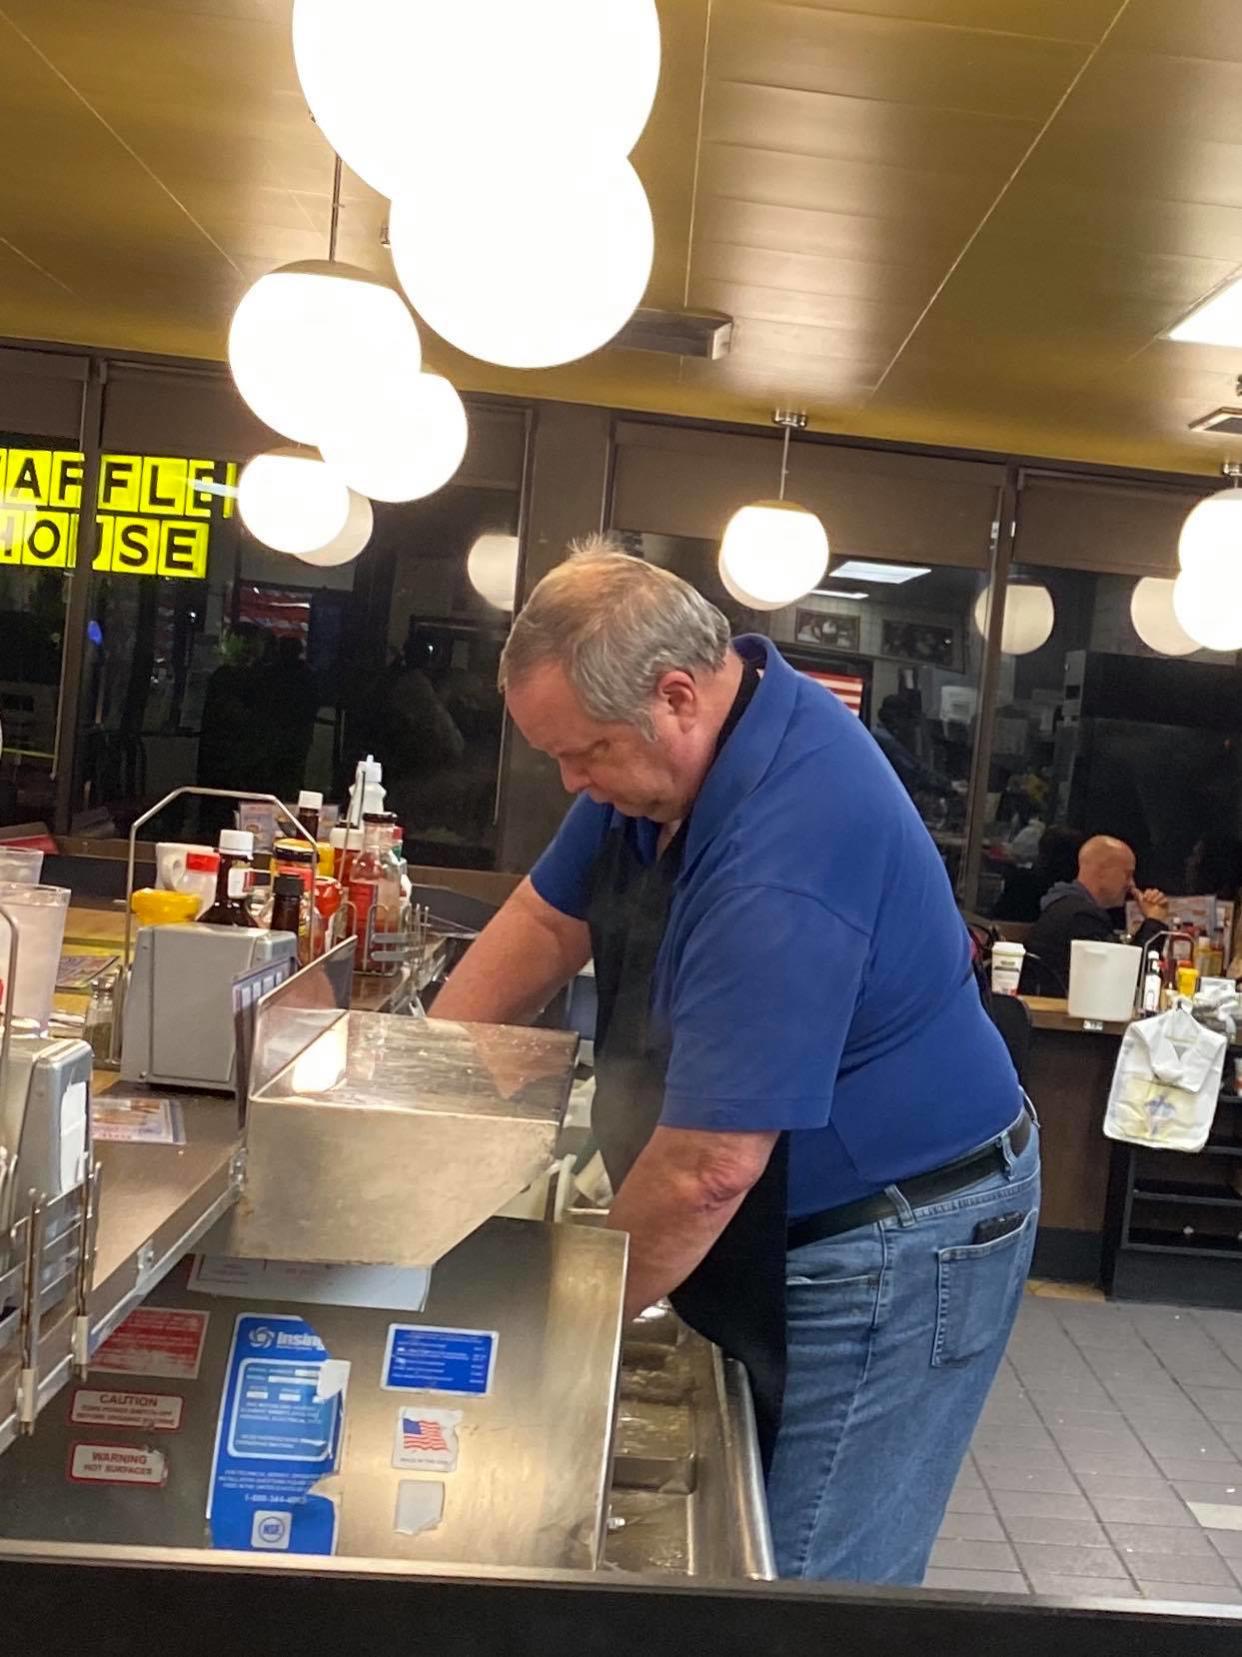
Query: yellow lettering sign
0,448,231,579
108,516,159,575
21,510,75,568
158,519,208,579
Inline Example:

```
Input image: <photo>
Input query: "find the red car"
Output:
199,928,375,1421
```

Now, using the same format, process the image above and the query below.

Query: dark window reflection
0,428,76,828
74,407,525,870
619,532,987,888
978,568,1242,921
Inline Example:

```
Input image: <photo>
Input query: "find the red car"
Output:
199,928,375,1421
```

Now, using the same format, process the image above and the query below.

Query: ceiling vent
1189,407,1242,436
611,307,733,359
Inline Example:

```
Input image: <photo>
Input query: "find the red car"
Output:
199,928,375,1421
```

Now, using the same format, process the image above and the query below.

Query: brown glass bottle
199,829,259,928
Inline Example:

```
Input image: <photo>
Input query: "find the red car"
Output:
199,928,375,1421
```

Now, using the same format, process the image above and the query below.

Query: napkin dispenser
120,923,297,1092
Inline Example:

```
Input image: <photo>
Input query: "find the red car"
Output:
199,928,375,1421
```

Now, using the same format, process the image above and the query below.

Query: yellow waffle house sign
0,449,239,579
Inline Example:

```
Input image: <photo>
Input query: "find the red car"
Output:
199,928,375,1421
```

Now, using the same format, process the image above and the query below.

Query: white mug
156,842,218,918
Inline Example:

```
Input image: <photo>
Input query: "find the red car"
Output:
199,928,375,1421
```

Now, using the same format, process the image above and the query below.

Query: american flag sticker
392,1405,461,1472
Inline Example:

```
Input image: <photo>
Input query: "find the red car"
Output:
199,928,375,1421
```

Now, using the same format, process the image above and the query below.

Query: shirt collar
682,635,799,873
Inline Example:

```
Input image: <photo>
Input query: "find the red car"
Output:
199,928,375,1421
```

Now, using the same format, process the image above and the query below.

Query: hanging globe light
467,533,520,611
1178,477,1242,579
716,414,829,612
292,490,374,567
390,157,653,369
718,414,828,616
292,0,660,200
1130,576,1198,656
719,504,829,612
973,581,1055,655
318,373,468,503
228,260,421,445
1173,565,1242,652
238,450,367,557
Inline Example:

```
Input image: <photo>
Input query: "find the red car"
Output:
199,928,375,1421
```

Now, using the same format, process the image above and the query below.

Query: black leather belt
787,1106,1034,1250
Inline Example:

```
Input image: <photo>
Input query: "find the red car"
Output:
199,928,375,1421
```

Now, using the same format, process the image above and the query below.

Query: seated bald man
1020,834,1168,997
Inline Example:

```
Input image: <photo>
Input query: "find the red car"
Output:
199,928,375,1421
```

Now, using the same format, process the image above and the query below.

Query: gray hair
499,533,732,733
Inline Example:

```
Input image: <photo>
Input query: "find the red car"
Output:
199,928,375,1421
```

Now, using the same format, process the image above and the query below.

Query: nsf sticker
251,1510,293,1551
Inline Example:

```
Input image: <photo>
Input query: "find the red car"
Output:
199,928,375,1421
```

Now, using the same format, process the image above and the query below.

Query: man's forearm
607,1127,777,1322
432,878,590,1025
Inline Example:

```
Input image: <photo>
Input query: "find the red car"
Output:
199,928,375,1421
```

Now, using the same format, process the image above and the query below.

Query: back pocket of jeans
932,1209,1036,1368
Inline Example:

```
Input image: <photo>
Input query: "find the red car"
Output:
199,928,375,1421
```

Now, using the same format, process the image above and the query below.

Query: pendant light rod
772,409,808,504
328,152,343,262
1223,459,1242,486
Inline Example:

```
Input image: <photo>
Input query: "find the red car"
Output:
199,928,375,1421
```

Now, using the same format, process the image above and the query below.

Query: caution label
71,1389,184,1433
69,1443,167,1488
93,1307,209,1381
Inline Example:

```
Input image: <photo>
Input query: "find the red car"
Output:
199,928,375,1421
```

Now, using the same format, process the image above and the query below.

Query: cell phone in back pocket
971,1211,1026,1246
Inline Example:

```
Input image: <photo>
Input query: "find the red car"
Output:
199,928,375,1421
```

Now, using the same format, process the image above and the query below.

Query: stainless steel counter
0,1217,627,1573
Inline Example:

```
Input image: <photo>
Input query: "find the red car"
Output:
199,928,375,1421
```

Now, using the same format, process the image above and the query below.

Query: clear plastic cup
0,883,70,1032
0,847,43,885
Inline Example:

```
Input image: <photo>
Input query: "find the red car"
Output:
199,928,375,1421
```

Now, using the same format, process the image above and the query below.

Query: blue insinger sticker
207,1314,347,1556
381,1324,497,1397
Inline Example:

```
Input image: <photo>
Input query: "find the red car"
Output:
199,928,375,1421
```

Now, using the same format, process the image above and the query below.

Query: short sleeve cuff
660,1089,832,1134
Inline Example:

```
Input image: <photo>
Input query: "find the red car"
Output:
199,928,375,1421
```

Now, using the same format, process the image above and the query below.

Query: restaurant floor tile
929,1296,1242,1605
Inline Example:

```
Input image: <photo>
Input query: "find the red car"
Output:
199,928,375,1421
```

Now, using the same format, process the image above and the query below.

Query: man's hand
1135,886,1169,924
607,1126,778,1322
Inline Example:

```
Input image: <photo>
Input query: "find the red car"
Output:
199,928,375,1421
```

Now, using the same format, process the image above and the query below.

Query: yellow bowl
131,888,200,926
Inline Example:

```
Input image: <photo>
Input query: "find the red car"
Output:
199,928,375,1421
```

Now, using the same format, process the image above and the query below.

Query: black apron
587,666,789,1470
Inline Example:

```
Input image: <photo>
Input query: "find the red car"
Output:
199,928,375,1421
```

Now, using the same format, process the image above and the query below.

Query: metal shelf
1133,1182,1242,1209
1125,1229,1242,1262
0,1095,241,1458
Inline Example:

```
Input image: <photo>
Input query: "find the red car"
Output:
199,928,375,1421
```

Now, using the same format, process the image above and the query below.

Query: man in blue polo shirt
433,542,1040,1586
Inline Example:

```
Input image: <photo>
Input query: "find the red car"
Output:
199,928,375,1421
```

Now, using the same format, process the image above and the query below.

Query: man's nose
558,760,589,794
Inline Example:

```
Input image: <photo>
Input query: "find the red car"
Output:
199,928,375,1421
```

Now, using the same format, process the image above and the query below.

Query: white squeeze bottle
331,755,386,883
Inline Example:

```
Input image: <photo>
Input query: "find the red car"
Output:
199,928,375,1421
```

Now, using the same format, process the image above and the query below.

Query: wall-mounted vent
1189,407,1242,436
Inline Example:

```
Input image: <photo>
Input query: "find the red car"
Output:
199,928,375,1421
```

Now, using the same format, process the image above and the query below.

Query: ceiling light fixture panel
1169,276,1242,347
829,560,930,584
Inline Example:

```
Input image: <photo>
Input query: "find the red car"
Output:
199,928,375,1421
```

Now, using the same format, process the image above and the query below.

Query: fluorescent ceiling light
1169,277,1242,346
811,588,868,600
830,560,931,584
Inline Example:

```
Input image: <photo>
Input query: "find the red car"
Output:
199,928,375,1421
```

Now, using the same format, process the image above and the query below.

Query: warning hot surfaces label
71,1389,184,1432
69,1443,167,1488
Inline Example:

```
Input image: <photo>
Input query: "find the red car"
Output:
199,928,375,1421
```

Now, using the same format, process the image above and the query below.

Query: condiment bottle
348,813,401,972
272,836,317,896
199,829,259,928
1141,950,1163,1014
313,876,343,958
269,874,307,964
296,789,323,843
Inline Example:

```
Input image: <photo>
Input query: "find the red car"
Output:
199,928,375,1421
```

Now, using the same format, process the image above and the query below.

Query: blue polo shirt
531,635,1021,1219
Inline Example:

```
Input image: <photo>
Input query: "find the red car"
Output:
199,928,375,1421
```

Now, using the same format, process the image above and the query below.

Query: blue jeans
766,1115,1040,1585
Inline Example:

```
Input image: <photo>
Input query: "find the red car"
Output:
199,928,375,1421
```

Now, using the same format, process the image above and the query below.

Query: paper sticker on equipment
71,1389,184,1433
392,1405,461,1472
69,1443,167,1488
381,1324,497,1397
394,1480,445,1537
92,1307,209,1380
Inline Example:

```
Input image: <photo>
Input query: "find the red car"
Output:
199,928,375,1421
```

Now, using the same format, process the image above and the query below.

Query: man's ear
657,670,698,726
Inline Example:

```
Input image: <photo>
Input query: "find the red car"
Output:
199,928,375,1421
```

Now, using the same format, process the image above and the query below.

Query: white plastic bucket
1068,940,1142,1023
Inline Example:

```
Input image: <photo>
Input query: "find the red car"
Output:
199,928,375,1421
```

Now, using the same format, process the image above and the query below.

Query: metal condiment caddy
0,902,101,1445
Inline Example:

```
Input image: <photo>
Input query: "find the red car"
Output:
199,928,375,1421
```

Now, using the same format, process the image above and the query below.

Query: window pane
74,408,525,871
975,565,1242,924
0,431,84,827
618,531,989,890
